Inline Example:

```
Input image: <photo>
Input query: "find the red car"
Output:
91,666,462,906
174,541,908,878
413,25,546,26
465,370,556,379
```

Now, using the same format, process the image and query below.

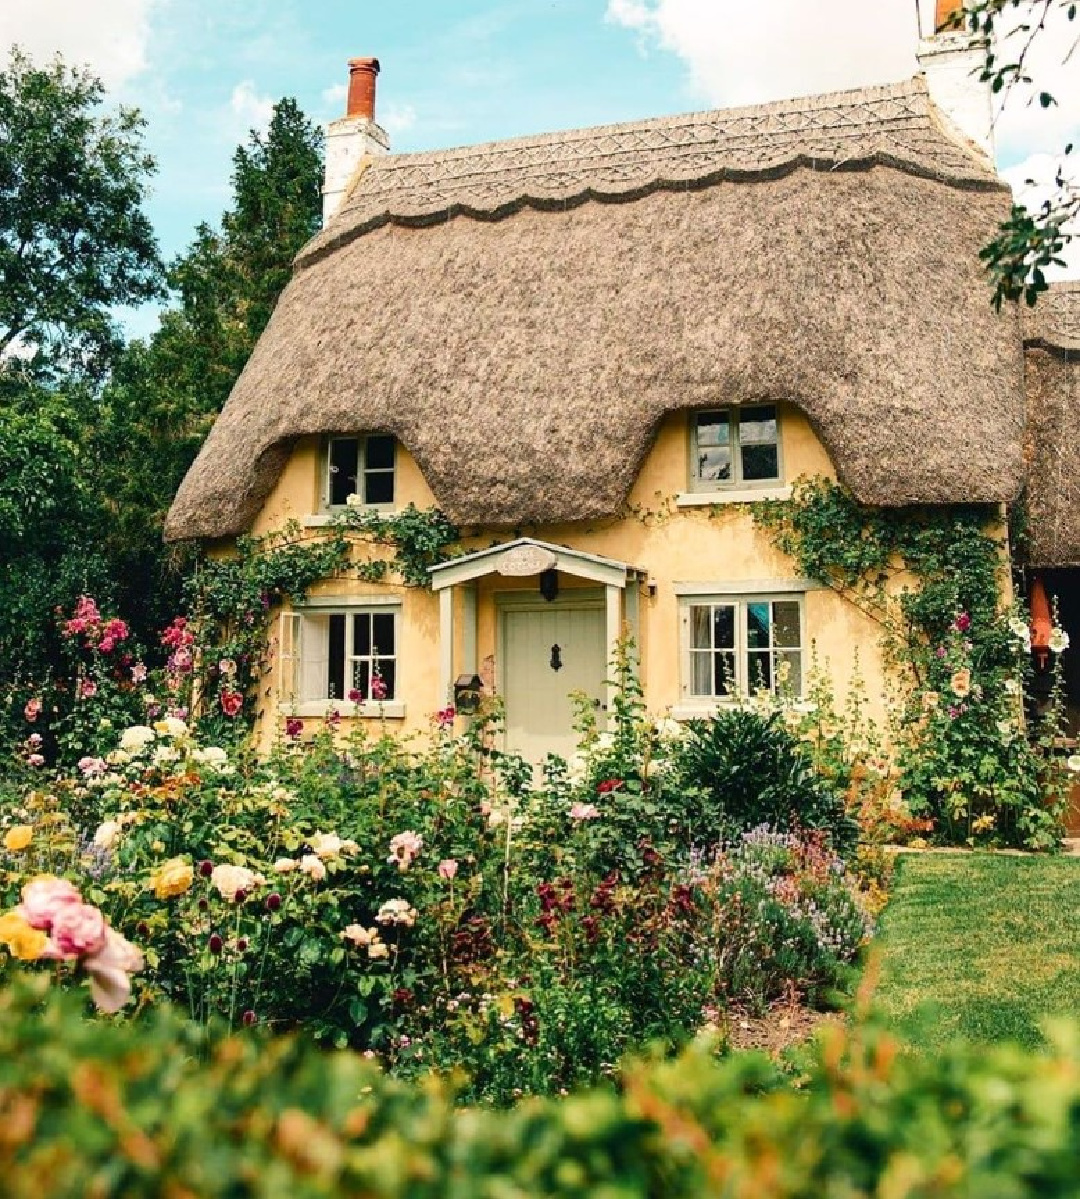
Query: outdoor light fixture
539,568,559,602
453,673,485,715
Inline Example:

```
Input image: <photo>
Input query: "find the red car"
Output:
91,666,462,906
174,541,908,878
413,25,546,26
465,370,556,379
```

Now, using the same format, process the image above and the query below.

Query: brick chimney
918,0,995,159
323,56,389,226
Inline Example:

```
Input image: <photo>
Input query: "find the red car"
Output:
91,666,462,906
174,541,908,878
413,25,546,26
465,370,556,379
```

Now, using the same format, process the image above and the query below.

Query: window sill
302,509,399,529
671,698,802,720
280,700,406,720
676,485,791,507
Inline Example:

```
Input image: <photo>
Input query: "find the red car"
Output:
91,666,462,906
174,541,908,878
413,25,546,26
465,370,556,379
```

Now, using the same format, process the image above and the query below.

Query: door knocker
549,643,562,672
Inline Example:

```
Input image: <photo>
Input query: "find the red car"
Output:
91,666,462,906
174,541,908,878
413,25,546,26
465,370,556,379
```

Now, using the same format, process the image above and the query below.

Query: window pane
747,602,771,649
329,439,360,506
697,447,732,483
773,601,801,648
739,406,777,444
691,606,711,650
776,650,802,695
328,615,346,700
372,613,395,655
364,470,395,506
352,660,370,699
695,412,729,448
375,661,396,699
691,651,712,695
741,443,779,481
713,604,735,649
353,613,371,656
713,651,735,696
747,650,772,693
365,434,395,470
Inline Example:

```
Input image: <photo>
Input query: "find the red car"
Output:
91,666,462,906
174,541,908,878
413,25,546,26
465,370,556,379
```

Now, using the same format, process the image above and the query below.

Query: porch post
461,584,478,674
605,583,622,723
439,587,454,705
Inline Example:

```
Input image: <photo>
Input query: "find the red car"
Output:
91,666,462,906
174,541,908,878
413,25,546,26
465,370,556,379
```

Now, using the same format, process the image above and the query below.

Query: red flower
596,778,622,795
371,676,388,701
285,717,303,739
220,690,243,718
347,688,363,703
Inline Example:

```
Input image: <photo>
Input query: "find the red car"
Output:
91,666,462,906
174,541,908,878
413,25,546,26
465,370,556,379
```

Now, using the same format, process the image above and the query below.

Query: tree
89,99,325,638
0,48,163,375
956,1,1079,308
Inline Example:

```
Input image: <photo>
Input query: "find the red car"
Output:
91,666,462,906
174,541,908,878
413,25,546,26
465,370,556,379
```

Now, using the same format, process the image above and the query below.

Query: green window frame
681,595,803,699
324,434,396,509
690,405,780,491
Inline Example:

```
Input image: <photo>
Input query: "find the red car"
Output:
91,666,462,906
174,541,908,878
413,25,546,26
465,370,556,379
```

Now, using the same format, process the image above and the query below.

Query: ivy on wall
753,477,1067,849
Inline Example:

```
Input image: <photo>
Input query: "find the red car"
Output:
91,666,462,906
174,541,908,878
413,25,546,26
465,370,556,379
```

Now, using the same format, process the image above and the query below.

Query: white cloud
0,0,158,90
605,0,921,108
321,81,348,111
228,80,274,134
1000,151,1080,278
381,102,417,137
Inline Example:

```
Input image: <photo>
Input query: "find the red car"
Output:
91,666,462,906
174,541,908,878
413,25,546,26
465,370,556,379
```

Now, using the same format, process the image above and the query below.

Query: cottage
165,16,1078,761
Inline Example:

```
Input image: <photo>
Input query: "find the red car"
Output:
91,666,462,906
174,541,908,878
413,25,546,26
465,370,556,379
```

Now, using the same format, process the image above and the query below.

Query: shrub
7,977,1080,1196
672,708,857,851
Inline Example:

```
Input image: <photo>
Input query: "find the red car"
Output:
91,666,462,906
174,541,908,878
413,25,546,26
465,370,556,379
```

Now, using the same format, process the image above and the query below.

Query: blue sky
4,0,1077,308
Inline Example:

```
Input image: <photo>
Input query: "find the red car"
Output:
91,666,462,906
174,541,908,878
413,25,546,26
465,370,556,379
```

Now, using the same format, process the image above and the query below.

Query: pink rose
27,753,45,768
130,662,148,684
24,697,42,723
45,902,107,959
27,733,42,748
19,877,83,930
438,859,459,880
83,927,144,1013
77,678,97,701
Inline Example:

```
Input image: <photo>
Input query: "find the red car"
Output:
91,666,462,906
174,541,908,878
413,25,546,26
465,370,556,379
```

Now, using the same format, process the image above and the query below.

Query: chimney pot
346,57,380,120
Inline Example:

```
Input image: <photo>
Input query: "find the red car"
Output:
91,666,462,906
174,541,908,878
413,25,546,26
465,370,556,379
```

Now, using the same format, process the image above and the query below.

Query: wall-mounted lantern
539,568,559,602
453,673,485,714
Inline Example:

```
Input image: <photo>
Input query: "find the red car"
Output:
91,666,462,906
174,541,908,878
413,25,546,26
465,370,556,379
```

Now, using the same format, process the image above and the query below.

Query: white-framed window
680,594,803,701
279,602,403,717
690,405,780,491
325,434,396,508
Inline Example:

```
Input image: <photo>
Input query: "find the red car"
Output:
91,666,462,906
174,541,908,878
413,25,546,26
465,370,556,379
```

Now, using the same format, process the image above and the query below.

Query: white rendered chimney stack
917,0,995,160
322,57,389,226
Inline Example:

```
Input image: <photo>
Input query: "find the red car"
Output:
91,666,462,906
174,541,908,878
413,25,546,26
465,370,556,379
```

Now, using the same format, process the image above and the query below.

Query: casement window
680,594,803,701
278,603,403,717
691,405,780,490
325,434,396,508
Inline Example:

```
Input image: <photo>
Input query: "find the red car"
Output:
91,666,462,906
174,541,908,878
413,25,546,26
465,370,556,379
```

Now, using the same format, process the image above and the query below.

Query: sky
3,0,1077,338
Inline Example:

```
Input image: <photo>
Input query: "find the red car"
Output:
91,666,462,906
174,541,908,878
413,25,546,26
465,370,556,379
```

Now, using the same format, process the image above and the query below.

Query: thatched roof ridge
1024,283,1080,566
165,78,1023,544
301,76,1001,268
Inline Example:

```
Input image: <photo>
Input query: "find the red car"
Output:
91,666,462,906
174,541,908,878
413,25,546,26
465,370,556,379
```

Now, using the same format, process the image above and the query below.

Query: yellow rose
0,911,47,960
950,669,972,699
3,825,33,852
152,857,194,900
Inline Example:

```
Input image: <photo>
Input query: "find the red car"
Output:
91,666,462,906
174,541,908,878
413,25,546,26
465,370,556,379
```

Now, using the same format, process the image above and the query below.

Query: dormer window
326,434,396,508
691,405,779,490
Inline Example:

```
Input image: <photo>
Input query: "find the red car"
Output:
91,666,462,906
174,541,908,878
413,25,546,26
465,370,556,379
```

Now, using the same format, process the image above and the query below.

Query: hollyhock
347,688,363,703
24,697,42,722
569,803,601,821
285,716,304,738
220,691,244,718
435,706,456,729
371,675,388,701
438,858,459,880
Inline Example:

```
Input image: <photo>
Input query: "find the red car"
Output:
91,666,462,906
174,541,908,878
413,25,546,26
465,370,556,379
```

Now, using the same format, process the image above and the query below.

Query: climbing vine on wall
754,477,1067,849
334,503,461,587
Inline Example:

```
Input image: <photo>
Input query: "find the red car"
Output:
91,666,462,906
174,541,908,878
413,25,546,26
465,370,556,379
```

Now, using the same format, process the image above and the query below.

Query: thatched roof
165,76,1024,543
1024,282,1080,567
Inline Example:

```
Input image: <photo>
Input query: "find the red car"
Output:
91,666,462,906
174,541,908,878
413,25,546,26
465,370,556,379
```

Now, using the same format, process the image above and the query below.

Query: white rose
154,716,189,739
93,820,121,850
299,854,327,881
119,725,156,753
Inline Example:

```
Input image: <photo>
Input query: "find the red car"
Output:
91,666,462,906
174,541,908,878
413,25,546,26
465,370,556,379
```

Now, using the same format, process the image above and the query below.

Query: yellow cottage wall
249,409,897,751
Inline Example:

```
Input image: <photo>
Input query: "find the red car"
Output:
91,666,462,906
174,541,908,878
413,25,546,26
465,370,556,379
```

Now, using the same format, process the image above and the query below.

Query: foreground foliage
6,976,1080,1197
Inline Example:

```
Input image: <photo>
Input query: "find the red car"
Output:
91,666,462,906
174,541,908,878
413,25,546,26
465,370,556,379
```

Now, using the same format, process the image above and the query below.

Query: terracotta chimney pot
346,57,380,120
935,0,964,33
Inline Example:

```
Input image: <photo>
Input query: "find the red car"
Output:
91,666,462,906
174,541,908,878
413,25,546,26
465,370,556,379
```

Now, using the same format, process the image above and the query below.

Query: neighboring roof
1023,283,1080,567
165,76,1023,543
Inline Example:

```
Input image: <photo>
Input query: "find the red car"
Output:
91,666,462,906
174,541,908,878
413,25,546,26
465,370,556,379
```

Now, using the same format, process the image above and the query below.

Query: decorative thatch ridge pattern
302,77,998,267
165,77,1022,543
1024,283,1080,567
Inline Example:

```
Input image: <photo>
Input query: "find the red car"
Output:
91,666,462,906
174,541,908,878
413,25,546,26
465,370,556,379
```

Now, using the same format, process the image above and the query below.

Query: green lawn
874,852,1080,1049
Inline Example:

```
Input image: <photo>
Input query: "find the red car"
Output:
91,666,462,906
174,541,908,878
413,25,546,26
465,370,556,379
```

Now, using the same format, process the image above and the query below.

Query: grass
873,851,1080,1050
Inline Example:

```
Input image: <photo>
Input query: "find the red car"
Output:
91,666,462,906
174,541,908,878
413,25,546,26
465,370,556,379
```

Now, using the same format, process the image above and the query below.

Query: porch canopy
429,538,645,711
